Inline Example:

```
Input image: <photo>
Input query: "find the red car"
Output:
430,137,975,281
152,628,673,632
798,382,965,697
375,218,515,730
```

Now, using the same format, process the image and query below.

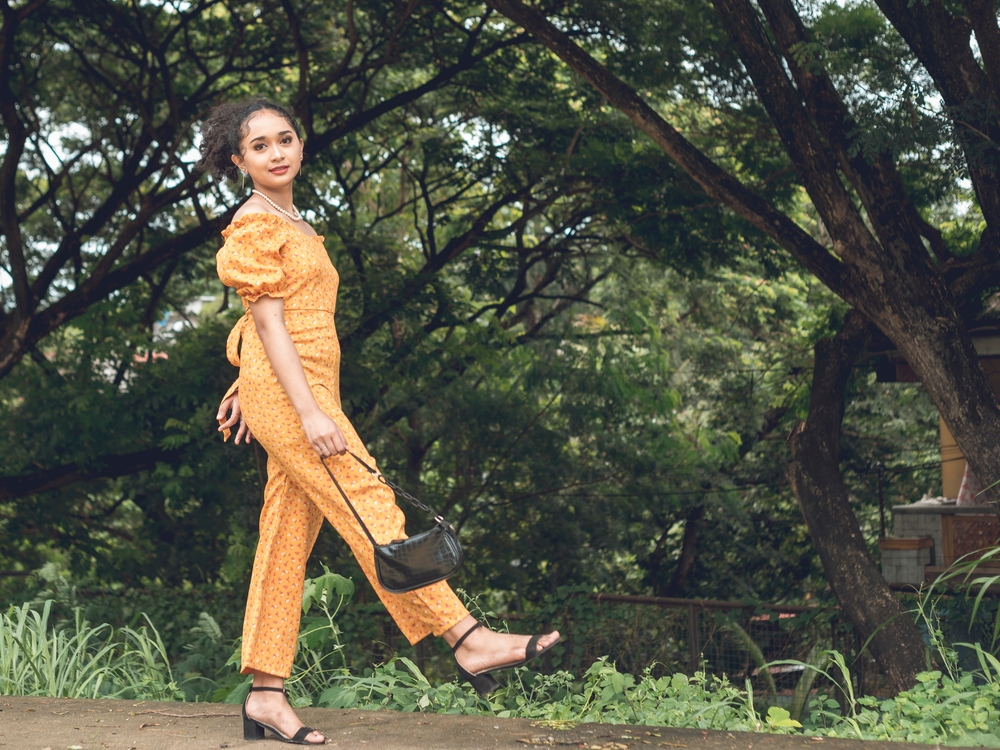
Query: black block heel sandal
242,686,325,745
452,622,561,697
452,622,498,696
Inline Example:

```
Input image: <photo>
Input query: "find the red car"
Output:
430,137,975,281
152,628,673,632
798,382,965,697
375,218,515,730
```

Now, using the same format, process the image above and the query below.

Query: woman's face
231,110,302,191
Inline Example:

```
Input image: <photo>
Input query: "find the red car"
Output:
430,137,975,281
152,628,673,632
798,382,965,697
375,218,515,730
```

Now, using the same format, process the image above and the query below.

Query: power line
545,456,952,499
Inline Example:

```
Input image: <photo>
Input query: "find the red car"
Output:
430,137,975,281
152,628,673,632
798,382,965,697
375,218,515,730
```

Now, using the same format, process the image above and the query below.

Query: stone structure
880,500,1000,585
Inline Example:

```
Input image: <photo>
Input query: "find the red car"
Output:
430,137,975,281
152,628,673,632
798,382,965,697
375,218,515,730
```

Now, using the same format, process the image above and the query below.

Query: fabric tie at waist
226,308,335,367
227,312,252,367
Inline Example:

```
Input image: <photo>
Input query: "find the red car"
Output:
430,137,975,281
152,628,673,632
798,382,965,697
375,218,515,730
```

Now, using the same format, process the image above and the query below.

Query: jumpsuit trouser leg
240,386,469,679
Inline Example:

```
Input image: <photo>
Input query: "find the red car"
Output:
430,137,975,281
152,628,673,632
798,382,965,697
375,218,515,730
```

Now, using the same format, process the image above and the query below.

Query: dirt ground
0,696,970,750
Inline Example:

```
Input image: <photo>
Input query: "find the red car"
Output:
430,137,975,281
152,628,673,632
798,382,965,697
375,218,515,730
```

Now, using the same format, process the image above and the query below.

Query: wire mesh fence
518,589,1000,704
500,591,865,710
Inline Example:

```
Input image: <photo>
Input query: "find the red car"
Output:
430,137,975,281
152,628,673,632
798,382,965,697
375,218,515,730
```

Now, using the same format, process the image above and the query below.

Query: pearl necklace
252,189,302,222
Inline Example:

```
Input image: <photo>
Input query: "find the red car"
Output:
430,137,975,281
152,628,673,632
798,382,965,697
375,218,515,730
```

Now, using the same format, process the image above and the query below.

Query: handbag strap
320,456,381,549
319,452,449,548
345,451,439,517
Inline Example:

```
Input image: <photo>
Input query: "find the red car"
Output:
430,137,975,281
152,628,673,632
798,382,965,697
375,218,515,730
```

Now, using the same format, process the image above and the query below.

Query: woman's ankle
250,670,285,691
441,615,478,649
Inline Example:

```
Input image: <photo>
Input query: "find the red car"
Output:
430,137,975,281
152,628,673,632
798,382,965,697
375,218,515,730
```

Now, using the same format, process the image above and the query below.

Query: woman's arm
249,295,348,456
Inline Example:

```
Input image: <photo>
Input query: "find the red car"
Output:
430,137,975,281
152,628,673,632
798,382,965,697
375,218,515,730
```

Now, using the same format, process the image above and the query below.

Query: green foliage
0,0,954,625
0,313,260,584
18,563,247,674
318,657,767,731
0,600,181,701
766,706,802,730
287,574,1000,746
768,559,1000,746
0,2,978,720
906,549,1000,693
807,665,1000,746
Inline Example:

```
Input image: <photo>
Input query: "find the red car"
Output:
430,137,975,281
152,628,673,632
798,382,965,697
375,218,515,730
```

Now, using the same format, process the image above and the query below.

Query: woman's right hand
301,409,348,457
217,391,253,444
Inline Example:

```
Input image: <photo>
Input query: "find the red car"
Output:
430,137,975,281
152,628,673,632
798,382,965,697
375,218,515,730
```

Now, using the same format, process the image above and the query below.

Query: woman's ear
231,153,244,171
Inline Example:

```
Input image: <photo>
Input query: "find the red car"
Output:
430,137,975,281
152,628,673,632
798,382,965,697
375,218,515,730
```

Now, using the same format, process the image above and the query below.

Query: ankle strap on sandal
451,621,483,653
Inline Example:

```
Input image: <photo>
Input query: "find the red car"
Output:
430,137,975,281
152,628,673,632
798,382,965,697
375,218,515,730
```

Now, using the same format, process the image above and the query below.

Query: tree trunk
787,313,925,694
660,505,704,597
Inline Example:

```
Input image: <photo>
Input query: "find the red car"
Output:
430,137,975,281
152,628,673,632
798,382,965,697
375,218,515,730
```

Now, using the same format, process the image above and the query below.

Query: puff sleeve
216,214,290,302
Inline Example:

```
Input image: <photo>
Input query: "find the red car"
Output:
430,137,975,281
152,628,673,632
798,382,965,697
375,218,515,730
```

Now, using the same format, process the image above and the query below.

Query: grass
0,599,181,700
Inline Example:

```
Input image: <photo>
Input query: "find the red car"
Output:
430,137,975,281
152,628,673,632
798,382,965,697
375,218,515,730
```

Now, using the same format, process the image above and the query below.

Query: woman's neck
252,185,294,209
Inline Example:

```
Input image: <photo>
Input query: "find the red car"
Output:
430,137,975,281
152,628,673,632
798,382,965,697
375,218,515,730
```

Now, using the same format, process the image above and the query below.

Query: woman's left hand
217,391,253,444
300,408,348,457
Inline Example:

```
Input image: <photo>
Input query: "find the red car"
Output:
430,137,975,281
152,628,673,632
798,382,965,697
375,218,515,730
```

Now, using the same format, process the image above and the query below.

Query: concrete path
0,696,969,750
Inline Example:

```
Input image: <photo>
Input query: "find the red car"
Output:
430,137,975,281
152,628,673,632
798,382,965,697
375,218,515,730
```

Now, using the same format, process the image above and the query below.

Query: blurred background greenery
0,0,969,691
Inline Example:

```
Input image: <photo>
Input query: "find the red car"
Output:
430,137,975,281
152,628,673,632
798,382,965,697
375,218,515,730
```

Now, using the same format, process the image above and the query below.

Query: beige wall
940,417,965,498
939,358,1000,497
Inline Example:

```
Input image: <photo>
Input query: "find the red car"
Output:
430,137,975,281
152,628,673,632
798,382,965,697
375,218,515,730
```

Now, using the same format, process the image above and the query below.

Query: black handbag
321,452,464,594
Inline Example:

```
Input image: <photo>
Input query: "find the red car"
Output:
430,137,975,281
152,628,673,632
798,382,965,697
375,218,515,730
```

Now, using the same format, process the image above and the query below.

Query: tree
0,0,524,381
0,1,956,692
480,0,1000,691
481,0,1000,503
4,1,754,587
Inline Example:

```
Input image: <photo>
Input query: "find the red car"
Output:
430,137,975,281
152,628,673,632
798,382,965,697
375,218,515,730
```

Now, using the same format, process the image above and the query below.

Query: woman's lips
269,165,289,175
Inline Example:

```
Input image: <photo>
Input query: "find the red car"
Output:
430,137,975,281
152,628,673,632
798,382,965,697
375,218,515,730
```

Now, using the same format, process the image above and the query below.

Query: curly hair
196,98,302,182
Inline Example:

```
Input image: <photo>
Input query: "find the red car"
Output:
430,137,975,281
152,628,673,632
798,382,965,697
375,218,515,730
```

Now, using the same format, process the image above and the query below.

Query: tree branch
0,1,35,315
873,0,1000,226
0,211,232,380
0,447,183,502
485,0,854,301
341,187,529,348
712,0,887,268
307,30,528,155
755,0,935,267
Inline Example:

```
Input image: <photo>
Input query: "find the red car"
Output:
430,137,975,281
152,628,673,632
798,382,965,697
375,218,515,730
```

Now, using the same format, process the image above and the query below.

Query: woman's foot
245,675,325,745
444,615,560,676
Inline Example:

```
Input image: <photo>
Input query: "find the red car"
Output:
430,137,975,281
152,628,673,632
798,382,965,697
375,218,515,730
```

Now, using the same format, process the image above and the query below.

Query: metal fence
598,595,840,669
497,592,865,711
521,591,1000,704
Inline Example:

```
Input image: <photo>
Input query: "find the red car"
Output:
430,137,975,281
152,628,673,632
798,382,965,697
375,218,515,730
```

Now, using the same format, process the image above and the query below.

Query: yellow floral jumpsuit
216,213,469,678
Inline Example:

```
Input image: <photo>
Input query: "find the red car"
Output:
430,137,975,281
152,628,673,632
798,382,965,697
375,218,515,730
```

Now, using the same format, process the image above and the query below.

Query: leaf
766,706,802,730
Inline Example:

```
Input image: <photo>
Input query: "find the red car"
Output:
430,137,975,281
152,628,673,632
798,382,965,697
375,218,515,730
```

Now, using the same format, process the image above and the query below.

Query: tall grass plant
0,599,182,700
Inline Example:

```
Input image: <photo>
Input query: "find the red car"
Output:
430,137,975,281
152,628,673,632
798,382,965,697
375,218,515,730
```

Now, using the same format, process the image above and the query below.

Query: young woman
198,99,559,746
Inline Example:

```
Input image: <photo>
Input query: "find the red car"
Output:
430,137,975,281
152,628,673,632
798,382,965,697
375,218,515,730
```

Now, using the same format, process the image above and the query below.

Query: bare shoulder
232,195,273,222
231,197,318,237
